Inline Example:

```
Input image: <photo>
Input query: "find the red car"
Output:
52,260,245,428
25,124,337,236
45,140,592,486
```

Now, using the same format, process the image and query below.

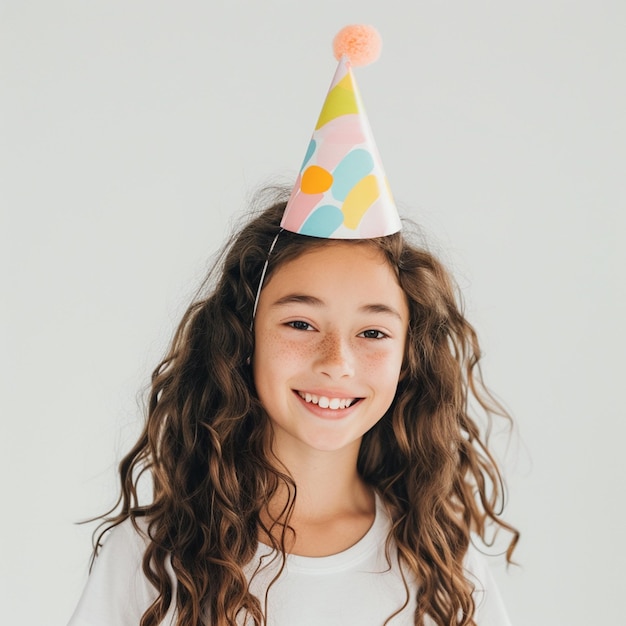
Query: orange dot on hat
332,24,382,67
301,165,334,194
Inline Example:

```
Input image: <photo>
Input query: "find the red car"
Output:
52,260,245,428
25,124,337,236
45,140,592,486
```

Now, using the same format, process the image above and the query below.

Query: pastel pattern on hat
281,56,400,239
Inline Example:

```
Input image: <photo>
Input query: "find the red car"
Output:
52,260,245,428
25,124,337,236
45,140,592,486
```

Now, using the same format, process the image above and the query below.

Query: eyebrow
271,294,404,321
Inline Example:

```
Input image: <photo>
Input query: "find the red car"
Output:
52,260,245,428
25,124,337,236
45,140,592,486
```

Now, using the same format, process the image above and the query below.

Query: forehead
260,242,408,317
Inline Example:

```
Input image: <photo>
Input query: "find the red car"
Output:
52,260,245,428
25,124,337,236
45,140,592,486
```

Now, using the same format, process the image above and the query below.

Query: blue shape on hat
300,205,344,237
331,149,374,201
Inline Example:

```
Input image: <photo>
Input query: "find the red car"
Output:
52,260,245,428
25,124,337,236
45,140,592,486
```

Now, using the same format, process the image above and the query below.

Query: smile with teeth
297,391,358,410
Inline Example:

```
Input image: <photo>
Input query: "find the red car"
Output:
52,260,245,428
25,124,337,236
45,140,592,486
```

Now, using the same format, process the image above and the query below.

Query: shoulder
88,517,153,582
68,518,174,626
464,540,513,626
116,516,153,547
99,517,151,558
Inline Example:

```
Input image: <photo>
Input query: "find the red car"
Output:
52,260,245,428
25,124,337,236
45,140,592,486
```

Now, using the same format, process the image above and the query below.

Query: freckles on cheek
283,342,313,363
362,349,403,377
260,331,308,362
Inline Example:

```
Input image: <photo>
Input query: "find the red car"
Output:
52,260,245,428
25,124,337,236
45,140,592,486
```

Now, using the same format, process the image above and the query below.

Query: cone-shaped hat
280,26,401,239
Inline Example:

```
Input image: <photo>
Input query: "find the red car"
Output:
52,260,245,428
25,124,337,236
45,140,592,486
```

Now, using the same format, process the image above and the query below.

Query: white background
2,1,625,624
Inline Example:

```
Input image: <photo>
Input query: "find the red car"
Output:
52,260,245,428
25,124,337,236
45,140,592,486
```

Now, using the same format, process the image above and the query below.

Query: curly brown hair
94,188,518,626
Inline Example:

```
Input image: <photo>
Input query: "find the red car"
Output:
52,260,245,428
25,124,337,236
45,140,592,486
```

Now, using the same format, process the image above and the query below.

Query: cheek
255,329,313,368
362,345,404,372
361,346,405,396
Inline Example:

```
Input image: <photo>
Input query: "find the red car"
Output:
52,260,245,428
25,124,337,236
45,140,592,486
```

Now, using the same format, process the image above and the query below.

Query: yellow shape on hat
342,174,380,229
315,73,359,130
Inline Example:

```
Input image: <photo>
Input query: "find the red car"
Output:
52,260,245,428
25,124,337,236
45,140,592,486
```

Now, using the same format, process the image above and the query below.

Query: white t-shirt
68,497,512,626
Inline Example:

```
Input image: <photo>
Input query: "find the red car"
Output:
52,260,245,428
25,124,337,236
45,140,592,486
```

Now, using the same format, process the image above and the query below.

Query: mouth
296,391,361,410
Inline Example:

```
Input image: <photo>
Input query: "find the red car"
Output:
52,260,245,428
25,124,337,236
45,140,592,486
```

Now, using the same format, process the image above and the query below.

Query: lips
296,391,359,410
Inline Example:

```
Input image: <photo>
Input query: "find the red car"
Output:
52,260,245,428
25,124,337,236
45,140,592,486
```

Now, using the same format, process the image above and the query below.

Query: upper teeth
298,392,355,410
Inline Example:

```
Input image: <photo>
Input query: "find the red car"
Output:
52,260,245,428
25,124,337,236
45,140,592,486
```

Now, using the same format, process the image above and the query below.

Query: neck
282,445,372,519
260,436,376,556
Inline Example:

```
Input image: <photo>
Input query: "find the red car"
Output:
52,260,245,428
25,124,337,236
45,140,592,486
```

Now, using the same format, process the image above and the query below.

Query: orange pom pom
332,24,382,67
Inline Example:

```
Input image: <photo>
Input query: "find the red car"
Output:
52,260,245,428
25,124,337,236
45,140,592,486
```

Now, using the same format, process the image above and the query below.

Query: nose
315,332,355,379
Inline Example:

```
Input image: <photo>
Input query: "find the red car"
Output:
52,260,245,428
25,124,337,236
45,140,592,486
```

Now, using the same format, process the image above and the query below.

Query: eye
287,320,314,331
359,329,388,340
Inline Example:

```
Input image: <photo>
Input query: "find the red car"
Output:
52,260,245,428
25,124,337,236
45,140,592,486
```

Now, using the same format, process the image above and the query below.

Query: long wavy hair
95,188,518,626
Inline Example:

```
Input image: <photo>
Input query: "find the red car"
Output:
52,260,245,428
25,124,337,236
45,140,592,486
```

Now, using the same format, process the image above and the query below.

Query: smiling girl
68,25,518,626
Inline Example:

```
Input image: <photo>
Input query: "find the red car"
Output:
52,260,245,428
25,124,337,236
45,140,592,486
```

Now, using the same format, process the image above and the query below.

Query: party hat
281,25,401,239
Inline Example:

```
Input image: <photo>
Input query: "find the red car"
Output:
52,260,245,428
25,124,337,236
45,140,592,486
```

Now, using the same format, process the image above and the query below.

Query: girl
69,26,518,626
68,193,518,626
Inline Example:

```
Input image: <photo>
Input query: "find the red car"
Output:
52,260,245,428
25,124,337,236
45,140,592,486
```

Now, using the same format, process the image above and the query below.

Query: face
252,242,409,459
